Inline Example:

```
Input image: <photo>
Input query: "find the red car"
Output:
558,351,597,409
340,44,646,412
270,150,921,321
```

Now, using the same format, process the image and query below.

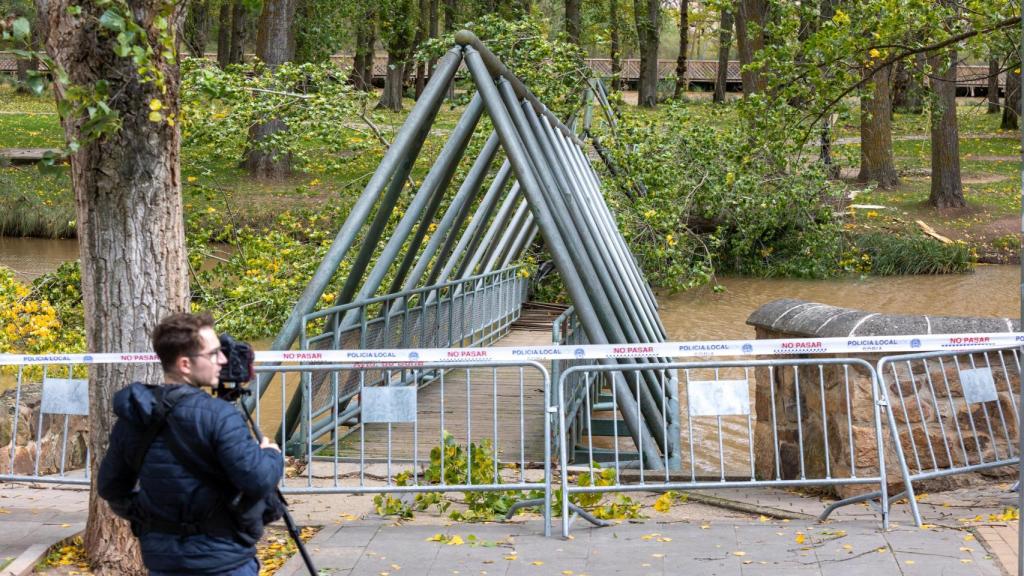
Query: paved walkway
0,482,1019,576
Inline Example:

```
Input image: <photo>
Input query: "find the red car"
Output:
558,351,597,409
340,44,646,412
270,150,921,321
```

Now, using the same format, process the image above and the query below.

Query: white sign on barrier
960,367,999,405
361,386,418,423
688,379,750,417
40,378,89,416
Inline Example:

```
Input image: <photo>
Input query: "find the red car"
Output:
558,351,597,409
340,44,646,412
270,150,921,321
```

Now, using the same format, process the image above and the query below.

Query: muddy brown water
4,239,1022,471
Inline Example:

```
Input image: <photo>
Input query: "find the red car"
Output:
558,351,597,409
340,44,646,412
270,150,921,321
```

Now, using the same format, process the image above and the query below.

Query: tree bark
39,0,190,573
1001,65,1020,130
565,0,581,45
713,8,732,103
735,0,767,95
183,0,210,58
988,57,1001,113
634,0,660,107
673,0,688,98
216,1,230,68
377,0,417,111
243,0,298,179
229,0,247,65
857,64,899,188
414,0,429,98
892,53,925,114
610,0,621,91
929,49,965,208
352,8,377,91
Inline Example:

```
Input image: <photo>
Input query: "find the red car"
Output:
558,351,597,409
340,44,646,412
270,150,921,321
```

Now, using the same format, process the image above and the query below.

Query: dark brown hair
152,312,215,373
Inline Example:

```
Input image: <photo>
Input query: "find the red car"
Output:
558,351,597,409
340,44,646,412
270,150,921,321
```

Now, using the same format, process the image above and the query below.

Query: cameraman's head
153,312,227,388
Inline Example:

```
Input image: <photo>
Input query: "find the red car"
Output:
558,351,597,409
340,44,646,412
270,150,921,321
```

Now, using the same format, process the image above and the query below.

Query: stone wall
747,299,1020,498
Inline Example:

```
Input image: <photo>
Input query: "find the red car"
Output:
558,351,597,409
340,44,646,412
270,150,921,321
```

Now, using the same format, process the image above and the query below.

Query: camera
217,334,255,400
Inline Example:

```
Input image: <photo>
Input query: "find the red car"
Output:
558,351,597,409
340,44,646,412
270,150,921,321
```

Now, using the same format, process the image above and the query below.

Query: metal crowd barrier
556,358,891,537
876,347,1021,526
2,363,91,485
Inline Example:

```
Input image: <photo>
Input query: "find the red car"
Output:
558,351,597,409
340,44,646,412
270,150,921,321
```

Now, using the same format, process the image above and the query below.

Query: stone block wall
747,299,1020,498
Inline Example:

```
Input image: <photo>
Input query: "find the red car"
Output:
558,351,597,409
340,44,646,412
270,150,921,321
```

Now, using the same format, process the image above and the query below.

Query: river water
1,237,1019,336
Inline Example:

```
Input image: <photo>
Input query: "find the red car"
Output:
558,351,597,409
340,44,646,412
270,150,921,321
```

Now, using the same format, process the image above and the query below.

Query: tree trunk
892,53,925,114
39,0,190,573
565,0,581,45
988,57,1001,113
414,0,429,98
610,0,621,91
216,1,231,68
929,49,965,208
634,0,660,107
183,0,210,58
713,8,732,103
352,9,377,91
378,0,417,112
229,1,247,65
673,0,688,99
243,0,298,179
1001,66,1020,131
857,64,899,189
734,0,766,95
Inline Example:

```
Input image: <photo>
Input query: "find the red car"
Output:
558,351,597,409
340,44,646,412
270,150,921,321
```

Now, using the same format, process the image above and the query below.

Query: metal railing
556,358,891,537
551,306,596,461
285,267,526,446
876,347,1022,526
2,364,91,485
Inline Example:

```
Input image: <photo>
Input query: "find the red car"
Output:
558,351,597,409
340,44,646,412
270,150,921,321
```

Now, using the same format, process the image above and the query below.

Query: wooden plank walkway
332,326,555,464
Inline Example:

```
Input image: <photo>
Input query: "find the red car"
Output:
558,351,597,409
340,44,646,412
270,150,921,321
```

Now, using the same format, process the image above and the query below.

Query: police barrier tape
3,332,1023,365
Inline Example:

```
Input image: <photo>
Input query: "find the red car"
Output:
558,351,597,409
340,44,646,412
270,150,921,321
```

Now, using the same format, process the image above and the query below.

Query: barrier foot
818,489,899,525
505,499,611,529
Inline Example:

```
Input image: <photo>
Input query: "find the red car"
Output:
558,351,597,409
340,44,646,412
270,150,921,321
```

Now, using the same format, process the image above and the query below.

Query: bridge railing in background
555,358,891,537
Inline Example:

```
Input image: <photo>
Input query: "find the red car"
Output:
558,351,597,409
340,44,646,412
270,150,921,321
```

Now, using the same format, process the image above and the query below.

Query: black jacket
98,383,283,574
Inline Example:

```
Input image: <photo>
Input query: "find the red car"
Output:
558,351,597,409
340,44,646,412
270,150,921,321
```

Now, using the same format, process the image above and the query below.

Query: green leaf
98,10,126,33
12,17,31,42
66,5,82,16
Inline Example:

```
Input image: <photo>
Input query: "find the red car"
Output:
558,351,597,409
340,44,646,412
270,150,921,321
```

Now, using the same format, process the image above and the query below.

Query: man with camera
98,312,284,575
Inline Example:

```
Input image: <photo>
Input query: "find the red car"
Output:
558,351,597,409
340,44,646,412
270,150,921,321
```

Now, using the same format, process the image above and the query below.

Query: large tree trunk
857,64,899,189
929,49,965,208
713,8,732,103
565,0,581,45
352,9,377,91
734,0,766,95
243,0,298,179
892,53,925,114
377,0,417,112
988,57,1001,113
39,0,190,573
673,0,688,99
183,0,210,58
414,0,429,98
229,1,248,65
216,1,231,68
610,0,621,91
634,0,660,107
1001,65,1020,131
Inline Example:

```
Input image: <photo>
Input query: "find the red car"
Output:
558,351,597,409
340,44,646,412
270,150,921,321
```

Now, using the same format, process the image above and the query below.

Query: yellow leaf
652,553,665,558
504,555,517,561
842,544,852,550
659,537,672,542
149,111,164,123
876,547,886,554
427,533,445,542
447,535,464,546
732,551,746,557
964,534,975,542
905,560,915,565
391,564,401,570
795,533,805,544
562,571,574,575
149,98,162,111
700,523,710,530
758,515,769,522
530,561,543,565
654,492,673,512
60,523,71,528
960,559,972,564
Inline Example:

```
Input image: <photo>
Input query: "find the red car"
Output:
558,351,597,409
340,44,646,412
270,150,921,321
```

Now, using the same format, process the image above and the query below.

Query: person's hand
260,436,281,452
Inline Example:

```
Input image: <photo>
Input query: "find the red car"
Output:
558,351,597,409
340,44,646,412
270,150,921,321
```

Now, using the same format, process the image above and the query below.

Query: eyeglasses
189,347,222,363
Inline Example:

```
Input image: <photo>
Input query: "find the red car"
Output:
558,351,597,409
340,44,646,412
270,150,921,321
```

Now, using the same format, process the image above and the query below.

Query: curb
1,528,83,576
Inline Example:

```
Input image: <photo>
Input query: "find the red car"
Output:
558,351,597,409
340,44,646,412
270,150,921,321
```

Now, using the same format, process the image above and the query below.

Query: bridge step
587,419,628,437
573,447,640,464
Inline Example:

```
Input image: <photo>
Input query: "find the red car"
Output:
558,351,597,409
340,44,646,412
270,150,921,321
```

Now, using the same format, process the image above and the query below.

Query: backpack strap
129,385,190,474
